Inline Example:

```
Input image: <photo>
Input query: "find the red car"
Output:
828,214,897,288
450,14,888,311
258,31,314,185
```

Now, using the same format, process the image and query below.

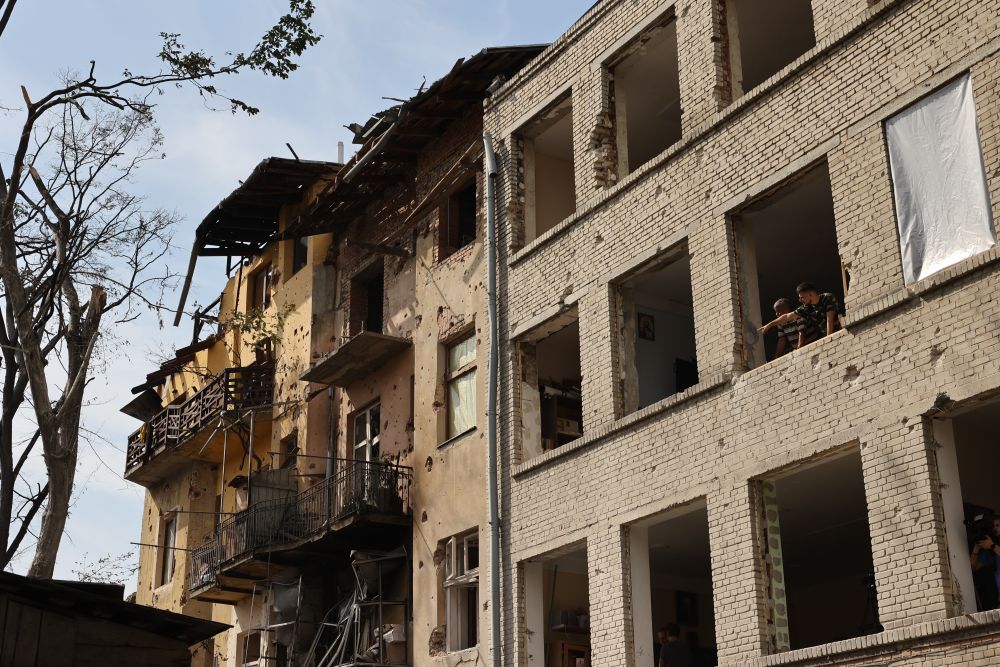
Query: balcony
124,363,274,487
301,331,411,387
188,459,412,604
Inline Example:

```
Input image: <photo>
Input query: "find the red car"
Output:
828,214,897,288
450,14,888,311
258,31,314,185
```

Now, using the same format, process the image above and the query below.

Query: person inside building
758,282,839,348
970,515,1000,610
771,298,805,358
658,623,694,667
654,627,668,665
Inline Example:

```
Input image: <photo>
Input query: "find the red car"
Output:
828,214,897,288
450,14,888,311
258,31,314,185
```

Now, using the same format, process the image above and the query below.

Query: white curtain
448,371,476,437
885,74,995,284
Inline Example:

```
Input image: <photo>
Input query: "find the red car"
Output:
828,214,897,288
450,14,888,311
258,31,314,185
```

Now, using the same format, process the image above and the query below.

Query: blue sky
0,1,590,581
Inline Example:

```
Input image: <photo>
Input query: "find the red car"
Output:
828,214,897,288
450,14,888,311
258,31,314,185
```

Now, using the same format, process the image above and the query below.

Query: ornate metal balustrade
188,460,412,593
125,362,275,472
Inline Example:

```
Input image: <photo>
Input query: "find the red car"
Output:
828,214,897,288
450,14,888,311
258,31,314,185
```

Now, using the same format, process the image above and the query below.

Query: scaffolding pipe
483,131,502,667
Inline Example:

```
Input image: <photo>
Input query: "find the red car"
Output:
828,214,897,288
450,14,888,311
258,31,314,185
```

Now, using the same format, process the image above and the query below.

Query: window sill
434,645,480,664
436,240,478,268
742,608,1000,666
438,427,478,451
511,373,730,478
843,244,1000,329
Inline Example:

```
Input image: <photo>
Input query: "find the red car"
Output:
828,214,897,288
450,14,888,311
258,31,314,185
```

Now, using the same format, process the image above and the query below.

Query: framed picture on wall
637,312,655,341
676,590,698,625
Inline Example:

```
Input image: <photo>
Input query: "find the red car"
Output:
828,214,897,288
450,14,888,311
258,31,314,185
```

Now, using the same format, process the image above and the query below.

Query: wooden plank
36,609,77,666
10,602,41,666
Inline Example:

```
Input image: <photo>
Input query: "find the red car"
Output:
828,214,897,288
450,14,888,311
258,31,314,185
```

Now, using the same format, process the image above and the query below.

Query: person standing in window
758,282,838,346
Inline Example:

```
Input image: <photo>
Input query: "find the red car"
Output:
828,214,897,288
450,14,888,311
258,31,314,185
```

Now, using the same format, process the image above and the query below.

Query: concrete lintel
591,1,677,69
712,134,842,218
600,226,690,286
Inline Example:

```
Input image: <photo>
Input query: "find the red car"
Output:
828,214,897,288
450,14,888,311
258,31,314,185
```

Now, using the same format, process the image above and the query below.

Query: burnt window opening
610,15,681,176
616,249,697,415
733,162,844,370
291,235,308,276
518,94,576,246
756,449,879,653
723,0,816,99
628,501,717,667
250,263,273,311
523,545,591,666
441,179,478,259
519,310,582,461
934,401,1000,614
349,263,385,335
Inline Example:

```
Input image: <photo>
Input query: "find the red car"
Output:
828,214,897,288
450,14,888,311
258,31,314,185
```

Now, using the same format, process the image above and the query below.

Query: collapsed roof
282,45,546,239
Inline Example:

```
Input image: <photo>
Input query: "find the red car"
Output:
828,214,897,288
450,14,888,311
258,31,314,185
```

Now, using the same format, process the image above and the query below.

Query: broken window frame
353,401,381,463
443,530,480,652
280,430,299,470
250,262,273,311
157,511,177,587
445,333,477,440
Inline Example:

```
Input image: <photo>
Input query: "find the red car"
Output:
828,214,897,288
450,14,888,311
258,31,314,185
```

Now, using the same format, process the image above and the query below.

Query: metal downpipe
483,131,502,667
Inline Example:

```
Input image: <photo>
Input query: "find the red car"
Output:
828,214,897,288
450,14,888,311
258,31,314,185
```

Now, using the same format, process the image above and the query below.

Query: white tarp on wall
885,74,995,284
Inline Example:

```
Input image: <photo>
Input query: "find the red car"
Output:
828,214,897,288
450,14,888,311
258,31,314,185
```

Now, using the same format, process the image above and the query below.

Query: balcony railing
188,459,412,593
126,363,274,472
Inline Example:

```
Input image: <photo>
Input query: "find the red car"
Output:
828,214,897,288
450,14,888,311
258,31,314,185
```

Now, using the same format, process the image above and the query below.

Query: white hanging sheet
885,74,995,284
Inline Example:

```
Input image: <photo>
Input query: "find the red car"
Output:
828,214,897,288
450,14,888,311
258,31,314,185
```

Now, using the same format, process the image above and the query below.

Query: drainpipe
483,132,502,667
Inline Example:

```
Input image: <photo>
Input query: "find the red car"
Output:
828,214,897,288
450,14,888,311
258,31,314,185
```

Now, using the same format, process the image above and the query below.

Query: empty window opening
349,263,385,334
445,333,477,439
157,512,176,587
519,312,582,461
933,402,1000,614
291,235,309,276
520,95,576,245
523,545,590,667
616,250,697,415
629,501,717,667
441,530,480,652
885,75,995,285
734,162,843,369
441,179,478,259
756,449,879,652
724,0,816,98
250,263,274,311
610,16,681,176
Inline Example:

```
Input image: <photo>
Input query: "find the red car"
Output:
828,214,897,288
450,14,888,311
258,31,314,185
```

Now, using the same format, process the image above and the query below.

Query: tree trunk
26,448,74,578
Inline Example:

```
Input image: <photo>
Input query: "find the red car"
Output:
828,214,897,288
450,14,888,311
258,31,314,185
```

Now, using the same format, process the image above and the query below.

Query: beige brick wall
487,0,1000,664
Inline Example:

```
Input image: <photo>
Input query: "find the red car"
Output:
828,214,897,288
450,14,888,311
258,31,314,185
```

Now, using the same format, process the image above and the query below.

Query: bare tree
0,0,320,577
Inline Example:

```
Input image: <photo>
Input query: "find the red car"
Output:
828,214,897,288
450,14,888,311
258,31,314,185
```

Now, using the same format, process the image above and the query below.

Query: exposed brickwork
487,0,1000,665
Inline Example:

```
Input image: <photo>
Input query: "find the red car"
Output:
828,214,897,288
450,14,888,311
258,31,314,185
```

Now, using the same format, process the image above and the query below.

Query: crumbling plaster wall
486,0,1000,665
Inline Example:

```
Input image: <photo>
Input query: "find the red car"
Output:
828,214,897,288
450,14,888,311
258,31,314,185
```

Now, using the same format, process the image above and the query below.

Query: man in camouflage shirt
760,282,839,348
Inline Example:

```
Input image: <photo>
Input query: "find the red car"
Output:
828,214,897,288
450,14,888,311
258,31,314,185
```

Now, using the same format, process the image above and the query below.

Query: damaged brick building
484,0,1000,665
123,47,542,667
124,0,1000,665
